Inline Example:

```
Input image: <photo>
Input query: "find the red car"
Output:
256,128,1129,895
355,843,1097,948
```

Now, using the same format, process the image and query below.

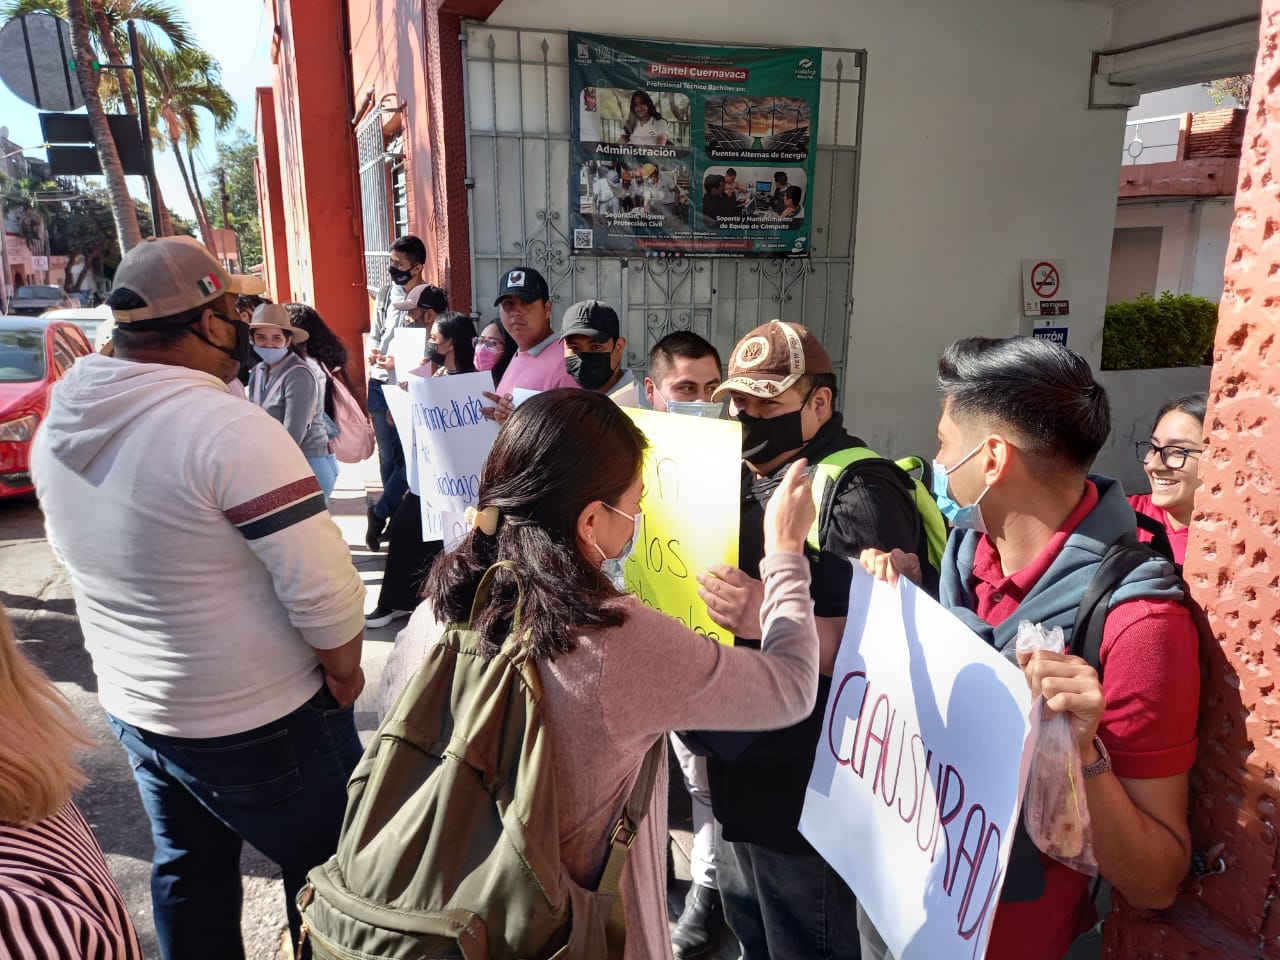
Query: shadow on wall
1092,366,1212,493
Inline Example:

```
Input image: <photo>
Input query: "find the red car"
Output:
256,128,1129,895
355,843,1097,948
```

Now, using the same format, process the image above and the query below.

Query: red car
0,315,94,498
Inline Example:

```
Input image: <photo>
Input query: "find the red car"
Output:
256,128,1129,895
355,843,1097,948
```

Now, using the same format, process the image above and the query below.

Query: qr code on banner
573,229,594,249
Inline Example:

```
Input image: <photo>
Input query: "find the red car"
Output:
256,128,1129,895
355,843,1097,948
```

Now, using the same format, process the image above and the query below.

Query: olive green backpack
298,562,664,959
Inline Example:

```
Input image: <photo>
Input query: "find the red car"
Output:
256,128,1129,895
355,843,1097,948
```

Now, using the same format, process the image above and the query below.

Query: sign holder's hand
698,564,764,640
859,547,923,588
481,390,515,424
1016,649,1106,752
375,355,396,371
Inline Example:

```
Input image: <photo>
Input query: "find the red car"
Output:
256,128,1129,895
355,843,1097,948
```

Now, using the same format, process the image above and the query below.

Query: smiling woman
1130,392,1208,565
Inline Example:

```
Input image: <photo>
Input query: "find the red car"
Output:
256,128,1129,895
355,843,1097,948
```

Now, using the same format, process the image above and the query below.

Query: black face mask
425,344,445,367
191,313,253,368
565,351,616,390
736,406,808,465
388,265,414,286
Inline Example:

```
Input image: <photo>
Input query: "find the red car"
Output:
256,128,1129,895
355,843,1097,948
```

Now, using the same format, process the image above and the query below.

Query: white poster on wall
800,566,1036,960
408,372,499,543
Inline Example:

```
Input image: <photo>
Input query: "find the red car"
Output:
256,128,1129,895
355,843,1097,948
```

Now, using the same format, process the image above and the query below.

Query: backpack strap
805,447,948,572
1069,536,1157,680
1133,509,1176,565
599,738,666,958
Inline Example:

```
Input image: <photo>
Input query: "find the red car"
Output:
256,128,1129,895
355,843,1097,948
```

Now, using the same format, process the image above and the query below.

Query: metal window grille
460,25,866,379
390,135,409,240
357,110,392,294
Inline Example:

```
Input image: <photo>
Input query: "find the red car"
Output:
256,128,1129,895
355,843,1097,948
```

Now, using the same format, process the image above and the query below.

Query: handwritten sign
408,372,498,542
620,408,740,643
800,566,1035,960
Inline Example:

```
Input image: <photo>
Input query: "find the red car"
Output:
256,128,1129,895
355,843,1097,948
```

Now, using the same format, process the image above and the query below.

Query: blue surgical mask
931,441,991,533
255,345,289,364
595,503,642,592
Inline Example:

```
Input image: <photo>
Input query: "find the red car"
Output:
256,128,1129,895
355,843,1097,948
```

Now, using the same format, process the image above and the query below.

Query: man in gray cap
560,298,636,404
31,236,366,960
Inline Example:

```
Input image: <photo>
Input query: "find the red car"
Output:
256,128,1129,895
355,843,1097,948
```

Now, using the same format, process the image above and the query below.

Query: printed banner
620,408,740,642
799,567,1036,960
407,372,499,542
569,32,820,259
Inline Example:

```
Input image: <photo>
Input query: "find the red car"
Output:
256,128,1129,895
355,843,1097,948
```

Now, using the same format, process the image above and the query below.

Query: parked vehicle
7,285,73,316
40,305,113,350
0,316,93,498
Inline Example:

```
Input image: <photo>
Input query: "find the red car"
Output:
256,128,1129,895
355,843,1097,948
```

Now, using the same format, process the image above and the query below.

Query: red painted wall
268,0,367,389
254,87,291,300
1104,5,1280,956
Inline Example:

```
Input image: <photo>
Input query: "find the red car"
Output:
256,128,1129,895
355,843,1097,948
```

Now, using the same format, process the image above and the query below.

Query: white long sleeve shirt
31,354,365,737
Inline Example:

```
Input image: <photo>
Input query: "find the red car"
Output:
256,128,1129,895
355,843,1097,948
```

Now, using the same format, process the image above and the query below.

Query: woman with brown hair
381,388,821,959
0,602,142,958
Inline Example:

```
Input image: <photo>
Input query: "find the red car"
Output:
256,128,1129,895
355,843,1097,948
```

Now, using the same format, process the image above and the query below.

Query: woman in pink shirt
384,388,821,959
1130,392,1207,565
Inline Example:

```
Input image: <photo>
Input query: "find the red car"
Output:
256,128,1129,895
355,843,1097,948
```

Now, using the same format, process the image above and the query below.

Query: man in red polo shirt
860,335,1198,960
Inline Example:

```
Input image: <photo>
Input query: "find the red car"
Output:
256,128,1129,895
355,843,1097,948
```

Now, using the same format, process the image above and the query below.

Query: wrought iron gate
461,24,865,379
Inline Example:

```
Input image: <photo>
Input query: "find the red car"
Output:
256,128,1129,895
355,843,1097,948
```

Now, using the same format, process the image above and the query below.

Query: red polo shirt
973,482,1199,960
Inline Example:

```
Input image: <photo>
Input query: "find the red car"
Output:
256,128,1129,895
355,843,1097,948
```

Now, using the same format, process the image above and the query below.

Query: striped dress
0,802,142,959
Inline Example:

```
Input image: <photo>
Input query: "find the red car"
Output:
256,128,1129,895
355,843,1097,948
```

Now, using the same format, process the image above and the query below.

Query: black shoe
365,505,387,552
671,882,723,959
365,606,410,629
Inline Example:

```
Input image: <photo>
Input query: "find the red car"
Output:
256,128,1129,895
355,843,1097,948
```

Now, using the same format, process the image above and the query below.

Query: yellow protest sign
621,408,741,644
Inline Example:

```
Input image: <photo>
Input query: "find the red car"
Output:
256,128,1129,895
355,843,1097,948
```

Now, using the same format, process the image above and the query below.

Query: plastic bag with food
1015,619,1098,876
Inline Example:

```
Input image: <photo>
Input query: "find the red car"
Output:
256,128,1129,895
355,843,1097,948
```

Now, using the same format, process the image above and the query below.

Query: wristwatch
1082,736,1112,779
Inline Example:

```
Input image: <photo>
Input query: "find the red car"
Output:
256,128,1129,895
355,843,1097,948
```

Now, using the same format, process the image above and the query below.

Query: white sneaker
365,606,410,629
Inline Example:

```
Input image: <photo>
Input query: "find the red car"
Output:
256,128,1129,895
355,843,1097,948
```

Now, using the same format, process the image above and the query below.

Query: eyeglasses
1135,441,1203,469
472,336,503,350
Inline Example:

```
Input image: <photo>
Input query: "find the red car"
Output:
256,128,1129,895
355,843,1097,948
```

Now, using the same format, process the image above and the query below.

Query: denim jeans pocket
172,728,303,809
308,683,354,717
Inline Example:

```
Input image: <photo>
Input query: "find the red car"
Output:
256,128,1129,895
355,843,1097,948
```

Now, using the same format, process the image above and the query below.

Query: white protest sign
511,387,540,408
380,380,419,497
408,372,498,543
389,327,427,378
441,510,470,552
800,566,1036,960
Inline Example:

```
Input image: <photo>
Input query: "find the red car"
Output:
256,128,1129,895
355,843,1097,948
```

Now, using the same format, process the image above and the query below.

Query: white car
40,305,114,351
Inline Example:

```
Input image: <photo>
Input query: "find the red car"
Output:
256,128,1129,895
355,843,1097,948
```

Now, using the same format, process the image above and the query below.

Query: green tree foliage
1203,75,1252,110
204,129,262,268
1101,292,1218,371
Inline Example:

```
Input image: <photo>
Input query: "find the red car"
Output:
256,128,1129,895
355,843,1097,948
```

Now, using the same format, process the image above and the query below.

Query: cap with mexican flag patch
109,236,264,324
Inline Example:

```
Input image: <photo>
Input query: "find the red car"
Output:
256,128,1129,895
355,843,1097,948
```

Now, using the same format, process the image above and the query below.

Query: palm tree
144,46,235,248
2,0,193,239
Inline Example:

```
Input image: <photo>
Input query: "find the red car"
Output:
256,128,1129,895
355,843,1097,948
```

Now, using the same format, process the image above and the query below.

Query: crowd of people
11,231,1206,960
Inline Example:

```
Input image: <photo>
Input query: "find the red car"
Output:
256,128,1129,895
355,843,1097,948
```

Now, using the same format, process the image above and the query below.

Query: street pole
219,169,232,270
127,20,162,237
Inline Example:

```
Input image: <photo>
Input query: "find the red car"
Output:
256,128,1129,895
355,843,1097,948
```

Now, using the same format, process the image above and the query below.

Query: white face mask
653,385,725,418
254,345,289,364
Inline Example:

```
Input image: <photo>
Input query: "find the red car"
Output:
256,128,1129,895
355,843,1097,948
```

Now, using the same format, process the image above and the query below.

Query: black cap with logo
494,266,550,305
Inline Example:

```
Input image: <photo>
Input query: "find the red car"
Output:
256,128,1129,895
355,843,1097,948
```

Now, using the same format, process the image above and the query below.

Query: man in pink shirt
481,266,579,422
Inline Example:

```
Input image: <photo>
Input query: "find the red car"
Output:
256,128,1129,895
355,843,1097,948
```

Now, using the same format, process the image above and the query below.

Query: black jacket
701,415,929,853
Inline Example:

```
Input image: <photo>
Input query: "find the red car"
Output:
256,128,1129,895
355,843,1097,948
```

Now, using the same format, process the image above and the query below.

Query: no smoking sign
1022,258,1069,317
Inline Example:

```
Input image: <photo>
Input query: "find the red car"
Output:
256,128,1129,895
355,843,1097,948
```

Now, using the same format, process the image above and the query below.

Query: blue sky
0,0,271,220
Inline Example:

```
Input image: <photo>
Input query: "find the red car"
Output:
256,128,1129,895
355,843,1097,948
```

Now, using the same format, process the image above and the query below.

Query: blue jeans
366,379,408,519
307,452,339,503
107,686,362,960
716,824,862,960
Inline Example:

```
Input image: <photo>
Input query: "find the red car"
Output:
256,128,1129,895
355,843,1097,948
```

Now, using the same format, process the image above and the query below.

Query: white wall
1094,366,1212,491
487,0,1132,459
1111,198,1233,302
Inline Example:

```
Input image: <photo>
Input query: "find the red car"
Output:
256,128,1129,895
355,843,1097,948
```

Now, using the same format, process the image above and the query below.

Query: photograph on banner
799,567,1036,960
620,408,740,644
579,159,692,229
569,31,820,258
577,86,692,148
407,371,498,542
700,166,807,231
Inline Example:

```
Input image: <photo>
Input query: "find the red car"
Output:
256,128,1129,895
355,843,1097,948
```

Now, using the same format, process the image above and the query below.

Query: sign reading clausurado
800,566,1037,960
569,31,820,259
407,372,499,543
621,408,741,643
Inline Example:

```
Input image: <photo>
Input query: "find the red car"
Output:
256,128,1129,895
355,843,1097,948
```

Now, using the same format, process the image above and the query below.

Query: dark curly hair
284,302,348,371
